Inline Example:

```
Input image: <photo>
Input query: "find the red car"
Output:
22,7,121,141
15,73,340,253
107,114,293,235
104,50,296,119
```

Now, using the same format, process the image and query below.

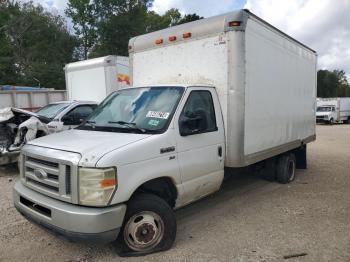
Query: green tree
90,2,202,57
0,1,19,84
317,69,350,97
176,13,203,25
90,0,152,57
0,1,78,89
146,9,202,32
65,0,97,59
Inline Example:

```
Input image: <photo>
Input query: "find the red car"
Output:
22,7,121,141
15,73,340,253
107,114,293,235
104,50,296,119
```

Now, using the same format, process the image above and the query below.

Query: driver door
174,87,225,205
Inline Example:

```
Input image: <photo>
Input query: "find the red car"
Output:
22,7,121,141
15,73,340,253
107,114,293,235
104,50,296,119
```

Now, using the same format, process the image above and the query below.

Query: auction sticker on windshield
146,111,170,119
148,119,160,126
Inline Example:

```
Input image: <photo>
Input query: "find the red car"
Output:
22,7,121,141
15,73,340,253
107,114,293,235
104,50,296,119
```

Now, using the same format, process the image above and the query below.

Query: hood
28,129,152,166
0,107,38,122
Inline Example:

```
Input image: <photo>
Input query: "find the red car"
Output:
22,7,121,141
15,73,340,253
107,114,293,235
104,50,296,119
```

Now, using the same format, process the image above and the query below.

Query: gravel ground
1,125,350,262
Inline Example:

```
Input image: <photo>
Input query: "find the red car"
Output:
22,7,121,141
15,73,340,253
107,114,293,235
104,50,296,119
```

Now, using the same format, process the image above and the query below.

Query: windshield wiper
108,121,146,133
83,120,96,128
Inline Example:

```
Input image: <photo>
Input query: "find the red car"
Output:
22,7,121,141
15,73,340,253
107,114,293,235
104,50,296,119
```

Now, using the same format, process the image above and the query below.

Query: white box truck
65,55,130,102
316,97,350,124
14,10,317,256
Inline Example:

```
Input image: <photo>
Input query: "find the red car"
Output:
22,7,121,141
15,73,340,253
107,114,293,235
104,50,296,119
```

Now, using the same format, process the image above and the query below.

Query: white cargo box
65,55,129,103
130,9,317,167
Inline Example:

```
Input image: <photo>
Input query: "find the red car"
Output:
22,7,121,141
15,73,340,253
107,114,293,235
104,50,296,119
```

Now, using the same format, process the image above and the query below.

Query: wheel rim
124,211,164,252
288,160,296,181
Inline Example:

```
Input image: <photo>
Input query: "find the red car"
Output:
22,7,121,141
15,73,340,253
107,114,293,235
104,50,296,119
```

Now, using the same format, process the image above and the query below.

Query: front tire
116,193,176,257
328,118,334,125
276,153,296,184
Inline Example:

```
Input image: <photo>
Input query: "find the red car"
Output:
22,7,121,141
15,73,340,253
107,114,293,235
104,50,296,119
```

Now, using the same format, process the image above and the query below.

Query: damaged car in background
0,107,50,165
0,101,97,166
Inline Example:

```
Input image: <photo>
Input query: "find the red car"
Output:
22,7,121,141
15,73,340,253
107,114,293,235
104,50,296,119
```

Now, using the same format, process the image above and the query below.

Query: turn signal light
155,38,163,45
228,21,241,27
169,35,177,41
100,178,117,188
183,32,192,39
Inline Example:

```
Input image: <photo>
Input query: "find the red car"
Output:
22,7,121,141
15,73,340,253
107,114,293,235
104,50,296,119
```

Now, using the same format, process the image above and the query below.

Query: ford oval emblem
33,169,48,179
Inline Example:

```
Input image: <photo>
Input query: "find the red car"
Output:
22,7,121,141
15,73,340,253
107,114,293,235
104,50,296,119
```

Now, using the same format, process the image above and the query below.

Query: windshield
36,103,70,119
78,86,184,134
317,106,333,112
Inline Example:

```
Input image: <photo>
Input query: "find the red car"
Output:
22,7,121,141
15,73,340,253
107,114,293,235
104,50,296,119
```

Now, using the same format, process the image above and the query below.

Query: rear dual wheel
259,153,296,184
276,153,296,184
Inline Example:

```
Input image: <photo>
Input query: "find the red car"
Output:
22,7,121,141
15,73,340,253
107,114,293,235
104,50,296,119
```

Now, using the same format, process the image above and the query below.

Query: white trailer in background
316,98,350,124
65,56,130,103
0,90,66,111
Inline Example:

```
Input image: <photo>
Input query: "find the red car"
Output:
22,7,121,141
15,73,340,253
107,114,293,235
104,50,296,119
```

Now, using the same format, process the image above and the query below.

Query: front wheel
328,118,334,125
116,193,176,257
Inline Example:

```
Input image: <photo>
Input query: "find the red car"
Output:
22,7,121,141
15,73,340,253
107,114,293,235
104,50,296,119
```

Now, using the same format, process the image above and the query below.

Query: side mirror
179,115,205,136
62,115,81,125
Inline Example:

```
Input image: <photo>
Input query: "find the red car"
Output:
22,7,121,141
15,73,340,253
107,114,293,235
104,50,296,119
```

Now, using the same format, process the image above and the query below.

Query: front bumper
0,150,19,165
316,117,329,123
13,181,126,243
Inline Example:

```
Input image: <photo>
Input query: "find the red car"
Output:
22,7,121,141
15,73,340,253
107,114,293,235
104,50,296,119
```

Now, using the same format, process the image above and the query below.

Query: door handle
218,146,222,157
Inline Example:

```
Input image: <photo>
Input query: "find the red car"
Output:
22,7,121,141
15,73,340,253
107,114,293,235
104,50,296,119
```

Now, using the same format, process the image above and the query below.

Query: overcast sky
20,0,350,77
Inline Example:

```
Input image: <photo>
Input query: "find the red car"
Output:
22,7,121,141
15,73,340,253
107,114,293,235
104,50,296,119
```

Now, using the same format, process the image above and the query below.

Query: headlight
79,167,117,206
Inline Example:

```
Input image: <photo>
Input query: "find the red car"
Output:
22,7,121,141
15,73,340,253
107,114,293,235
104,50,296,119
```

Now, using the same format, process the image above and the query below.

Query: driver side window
179,90,217,136
63,105,96,125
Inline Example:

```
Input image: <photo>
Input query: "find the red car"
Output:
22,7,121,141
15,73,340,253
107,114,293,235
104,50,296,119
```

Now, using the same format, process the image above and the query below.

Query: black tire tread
276,153,296,184
116,193,176,257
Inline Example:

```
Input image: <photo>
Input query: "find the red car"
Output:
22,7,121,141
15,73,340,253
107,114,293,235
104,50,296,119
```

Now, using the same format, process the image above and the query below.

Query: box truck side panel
116,56,130,88
132,35,229,125
243,18,316,163
105,57,130,95
67,67,107,102
339,98,350,119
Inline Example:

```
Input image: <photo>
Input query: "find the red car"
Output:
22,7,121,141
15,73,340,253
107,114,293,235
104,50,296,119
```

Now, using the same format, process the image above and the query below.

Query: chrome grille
21,146,80,204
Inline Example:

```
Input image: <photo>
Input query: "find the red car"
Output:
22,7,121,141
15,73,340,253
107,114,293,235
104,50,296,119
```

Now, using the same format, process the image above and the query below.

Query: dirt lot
1,125,350,262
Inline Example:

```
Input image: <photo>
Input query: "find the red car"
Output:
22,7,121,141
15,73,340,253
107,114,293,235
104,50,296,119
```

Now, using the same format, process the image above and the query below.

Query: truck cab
14,85,225,254
316,105,337,124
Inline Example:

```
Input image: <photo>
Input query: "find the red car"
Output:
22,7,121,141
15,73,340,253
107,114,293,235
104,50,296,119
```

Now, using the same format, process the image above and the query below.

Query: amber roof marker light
183,32,192,39
155,38,163,45
169,36,177,42
228,21,242,27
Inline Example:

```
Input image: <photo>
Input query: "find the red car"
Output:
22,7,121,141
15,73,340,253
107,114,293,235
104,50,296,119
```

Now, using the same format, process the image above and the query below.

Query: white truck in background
65,55,130,103
316,97,350,124
14,10,317,256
